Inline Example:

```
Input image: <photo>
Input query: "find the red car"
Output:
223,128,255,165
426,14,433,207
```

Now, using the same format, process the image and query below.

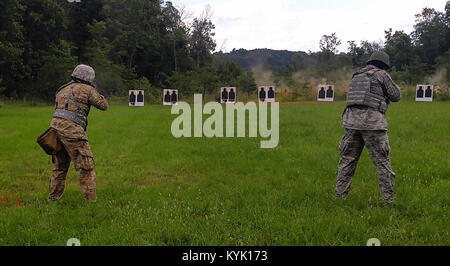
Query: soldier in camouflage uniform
48,64,108,203
335,51,401,204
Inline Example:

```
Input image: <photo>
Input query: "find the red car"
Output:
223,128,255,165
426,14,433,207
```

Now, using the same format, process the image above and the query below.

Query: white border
220,87,237,104
318,85,334,102
129,90,145,107
416,84,433,102
163,89,179,106
258,86,276,103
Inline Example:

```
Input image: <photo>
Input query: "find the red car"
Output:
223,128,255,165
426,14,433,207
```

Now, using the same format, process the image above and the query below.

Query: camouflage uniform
336,63,401,203
49,65,108,202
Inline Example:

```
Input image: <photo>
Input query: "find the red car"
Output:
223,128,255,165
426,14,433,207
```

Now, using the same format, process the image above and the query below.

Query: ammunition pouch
37,128,62,155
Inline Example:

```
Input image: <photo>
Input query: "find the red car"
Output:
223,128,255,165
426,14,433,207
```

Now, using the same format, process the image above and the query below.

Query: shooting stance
46,64,108,203
335,51,401,204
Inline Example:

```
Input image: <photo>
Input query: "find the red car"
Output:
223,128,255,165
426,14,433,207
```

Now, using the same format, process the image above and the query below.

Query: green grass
0,101,449,246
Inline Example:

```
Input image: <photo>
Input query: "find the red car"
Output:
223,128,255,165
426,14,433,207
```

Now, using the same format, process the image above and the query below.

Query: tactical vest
346,69,388,113
53,82,89,131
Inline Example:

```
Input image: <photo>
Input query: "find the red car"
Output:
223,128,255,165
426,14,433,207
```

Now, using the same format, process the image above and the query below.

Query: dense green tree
37,40,77,99
162,1,192,73
446,1,450,48
84,20,126,96
316,33,342,74
383,30,425,84
0,0,24,98
60,0,103,61
319,33,341,54
19,0,70,99
348,40,383,67
318,33,341,66
101,0,164,76
215,61,244,86
167,71,195,94
412,7,448,66
190,5,216,68
0,0,448,102
347,40,365,67
238,71,257,97
193,66,219,96
384,30,417,71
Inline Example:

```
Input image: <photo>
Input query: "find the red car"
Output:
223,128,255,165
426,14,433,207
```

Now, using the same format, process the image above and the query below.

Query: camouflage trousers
335,129,396,203
49,132,97,202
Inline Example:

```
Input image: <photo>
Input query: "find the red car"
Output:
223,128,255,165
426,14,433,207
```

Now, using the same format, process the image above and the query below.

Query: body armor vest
53,82,89,131
346,69,388,113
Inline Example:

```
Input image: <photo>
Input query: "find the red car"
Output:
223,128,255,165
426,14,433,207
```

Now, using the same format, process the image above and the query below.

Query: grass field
0,101,449,246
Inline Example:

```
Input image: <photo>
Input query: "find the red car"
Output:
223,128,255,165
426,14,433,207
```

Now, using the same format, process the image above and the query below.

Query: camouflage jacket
51,82,108,140
342,65,401,131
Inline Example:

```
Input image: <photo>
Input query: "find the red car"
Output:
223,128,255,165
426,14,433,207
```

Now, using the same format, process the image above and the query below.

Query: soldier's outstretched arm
89,87,109,111
379,71,401,102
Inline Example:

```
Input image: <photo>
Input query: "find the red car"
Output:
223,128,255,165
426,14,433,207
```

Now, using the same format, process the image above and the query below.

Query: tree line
233,2,448,101
0,0,448,103
0,0,256,103
288,2,449,89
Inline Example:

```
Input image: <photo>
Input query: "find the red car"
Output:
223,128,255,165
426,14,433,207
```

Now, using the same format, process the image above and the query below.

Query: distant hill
214,48,313,72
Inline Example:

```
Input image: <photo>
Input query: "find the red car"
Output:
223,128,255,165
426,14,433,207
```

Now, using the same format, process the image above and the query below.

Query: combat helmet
367,51,390,68
71,64,95,84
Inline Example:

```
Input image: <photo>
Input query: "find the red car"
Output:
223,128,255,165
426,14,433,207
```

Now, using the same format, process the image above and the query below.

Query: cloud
173,0,448,52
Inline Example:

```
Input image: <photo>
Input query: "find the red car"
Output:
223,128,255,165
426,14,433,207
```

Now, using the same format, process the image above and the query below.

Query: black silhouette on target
164,90,171,103
137,91,144,103
417,86,424,98
259,87,266,102
222,88,228,103
268,87,275,99
129,91,136,106
326,86,334,98
171,90,178,103
425,86,432,98
318,87,326,99
228,89,236,102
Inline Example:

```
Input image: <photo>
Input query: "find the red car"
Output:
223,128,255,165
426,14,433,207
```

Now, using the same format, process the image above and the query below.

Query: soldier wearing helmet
48,64,108,203
335,51,401,204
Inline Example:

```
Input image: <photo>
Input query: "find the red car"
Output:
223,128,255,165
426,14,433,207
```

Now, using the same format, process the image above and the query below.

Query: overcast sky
172,0,448,53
